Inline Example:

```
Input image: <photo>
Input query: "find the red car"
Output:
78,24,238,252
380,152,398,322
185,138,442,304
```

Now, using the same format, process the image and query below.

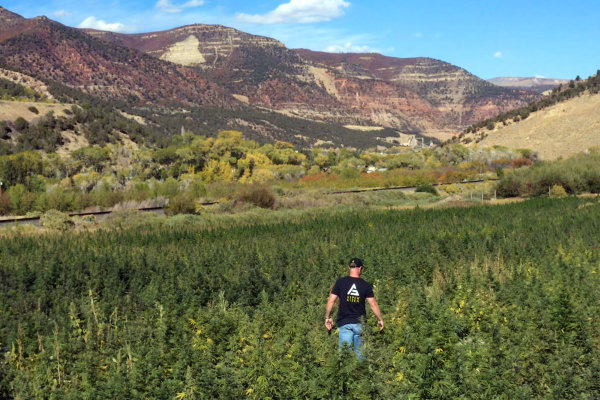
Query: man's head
349,257,363,276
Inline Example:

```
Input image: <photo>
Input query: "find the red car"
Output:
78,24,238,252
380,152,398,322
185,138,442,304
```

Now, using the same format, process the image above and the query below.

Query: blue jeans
338,323,364,360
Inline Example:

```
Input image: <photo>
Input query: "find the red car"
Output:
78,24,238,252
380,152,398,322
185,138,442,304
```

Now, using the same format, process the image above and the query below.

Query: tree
0,152,44,188
14,117,29,132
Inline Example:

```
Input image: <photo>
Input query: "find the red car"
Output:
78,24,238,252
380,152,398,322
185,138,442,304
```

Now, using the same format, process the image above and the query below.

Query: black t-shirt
331,276,374,327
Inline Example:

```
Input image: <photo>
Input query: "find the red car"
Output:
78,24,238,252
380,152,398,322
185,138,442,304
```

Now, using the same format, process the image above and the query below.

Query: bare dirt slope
476,93,600,160
0,100,73,122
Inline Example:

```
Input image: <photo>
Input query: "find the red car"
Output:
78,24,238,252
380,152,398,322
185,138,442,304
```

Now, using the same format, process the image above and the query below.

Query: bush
166,192,197,215
14,117,29,132
496,175,522,198
40,209,74,231
549,184,568,198
0,190,12,215
584,171,600,193
28,106,39,115
340,167,361,179
415,183,438,196
73,214,97,229
511,157,532,168
7,184,37,215
235,184,276,209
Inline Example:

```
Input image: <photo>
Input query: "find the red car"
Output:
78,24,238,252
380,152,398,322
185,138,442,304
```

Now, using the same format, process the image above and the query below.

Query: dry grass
0,100,74,122
473,92,600,160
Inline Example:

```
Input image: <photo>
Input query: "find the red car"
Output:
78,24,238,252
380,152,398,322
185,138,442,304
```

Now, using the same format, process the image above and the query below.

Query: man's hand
367,297,384,331
325,293,338,332
325,317,334,331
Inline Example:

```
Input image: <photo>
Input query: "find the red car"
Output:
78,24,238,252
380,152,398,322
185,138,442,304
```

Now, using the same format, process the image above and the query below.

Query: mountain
489,77,569,94
295,50,537,138
89,23,537,139
0,6,25,35
0,8,227,106
0,6,537,147
458,73,600,159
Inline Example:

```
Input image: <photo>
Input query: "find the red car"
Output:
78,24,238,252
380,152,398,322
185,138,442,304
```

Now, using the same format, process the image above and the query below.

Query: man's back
331,276,374,327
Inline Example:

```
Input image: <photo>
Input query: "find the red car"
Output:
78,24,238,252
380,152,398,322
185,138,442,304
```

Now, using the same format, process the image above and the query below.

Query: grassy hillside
477,93,600,159
1,197,600,398
458,72,600,159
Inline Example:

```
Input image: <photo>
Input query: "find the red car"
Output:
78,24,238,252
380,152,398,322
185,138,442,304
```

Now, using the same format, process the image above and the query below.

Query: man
325,257,384,359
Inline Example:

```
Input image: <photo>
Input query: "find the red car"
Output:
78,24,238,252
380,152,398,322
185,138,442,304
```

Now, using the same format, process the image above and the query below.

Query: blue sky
3,0,599,80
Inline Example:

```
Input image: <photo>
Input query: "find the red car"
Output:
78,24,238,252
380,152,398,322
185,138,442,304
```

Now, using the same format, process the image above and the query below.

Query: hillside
459,72,600,159
0,9,228,107
475,92,600,159
0,100,73,122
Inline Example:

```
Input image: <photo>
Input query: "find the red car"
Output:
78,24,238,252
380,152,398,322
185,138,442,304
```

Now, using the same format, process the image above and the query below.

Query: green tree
13,117,29,132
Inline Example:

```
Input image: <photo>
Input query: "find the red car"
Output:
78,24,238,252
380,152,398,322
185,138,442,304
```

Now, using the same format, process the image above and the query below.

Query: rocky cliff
88,23,537,139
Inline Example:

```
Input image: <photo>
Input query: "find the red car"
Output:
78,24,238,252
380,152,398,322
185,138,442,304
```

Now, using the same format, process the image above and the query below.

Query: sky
3,0,600,80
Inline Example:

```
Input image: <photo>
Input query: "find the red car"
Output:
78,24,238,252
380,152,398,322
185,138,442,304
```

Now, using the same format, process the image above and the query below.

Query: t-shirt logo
347,284,360,296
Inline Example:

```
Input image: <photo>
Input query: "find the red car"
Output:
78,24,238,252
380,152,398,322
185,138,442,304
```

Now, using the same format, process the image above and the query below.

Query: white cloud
325,42,376,53
53,10,71,18
156,0,205,13
77,16,130,32
493,51,503,58
237,0,350,24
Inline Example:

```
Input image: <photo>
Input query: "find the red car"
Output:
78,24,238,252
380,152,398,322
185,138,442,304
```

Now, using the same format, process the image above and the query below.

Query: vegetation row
0,127,532,216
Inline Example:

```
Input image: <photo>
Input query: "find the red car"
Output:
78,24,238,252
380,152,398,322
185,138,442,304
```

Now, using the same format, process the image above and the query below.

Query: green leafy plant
415,183,438,195
549,184,568,198
39,209,74,231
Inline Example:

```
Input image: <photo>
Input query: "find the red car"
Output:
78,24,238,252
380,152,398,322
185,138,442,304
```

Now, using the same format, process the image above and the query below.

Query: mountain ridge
488,76,569,94
0,6,538,147
75,16,537,138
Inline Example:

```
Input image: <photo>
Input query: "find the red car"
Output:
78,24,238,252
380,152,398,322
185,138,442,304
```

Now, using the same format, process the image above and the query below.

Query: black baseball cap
349,258,363,268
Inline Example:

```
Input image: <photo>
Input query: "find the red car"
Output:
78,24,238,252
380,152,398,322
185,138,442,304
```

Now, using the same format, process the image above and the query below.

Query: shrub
496,175,522,198
439,184,461,195
28,106,39,115
14,117,29,132
340,167,361,179
0,190,12,215
235,184,276,209
415,183,438,196
73,214,97,229
584,172,600,193
549,184,568,198
7,184,37,215
511,157,532,168
40,209,74,231
166,192,196,215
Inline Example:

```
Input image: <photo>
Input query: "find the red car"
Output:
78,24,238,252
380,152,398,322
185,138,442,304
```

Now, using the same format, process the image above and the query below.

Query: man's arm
367,297,384,330
325,293,338,330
